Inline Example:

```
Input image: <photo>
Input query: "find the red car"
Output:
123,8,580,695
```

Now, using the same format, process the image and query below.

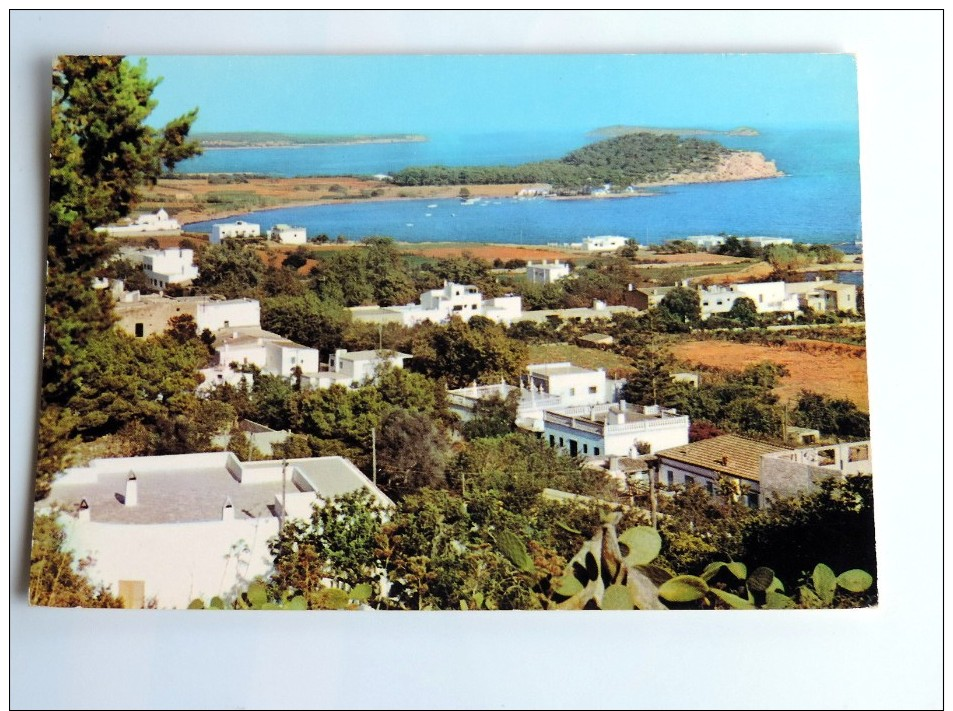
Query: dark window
667,470,674,486
549,435,555,447
569,440,578,456
558,437,564,447
684,475,695,486
594,447,600,456
583,444,588,454
706,481,714,495
134,323,144,338
588,386,598,394
747,492,760,508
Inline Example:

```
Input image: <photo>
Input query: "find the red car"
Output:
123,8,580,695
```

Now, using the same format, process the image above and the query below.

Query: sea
179,126,862,250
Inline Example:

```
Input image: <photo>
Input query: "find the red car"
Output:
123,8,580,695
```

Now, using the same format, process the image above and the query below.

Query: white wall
57,514,279,609
195,299,261,331
271,226,307,244
210,221,261,244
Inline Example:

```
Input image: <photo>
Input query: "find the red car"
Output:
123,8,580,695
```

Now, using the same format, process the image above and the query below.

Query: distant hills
194,132,427,148
589,125,759,138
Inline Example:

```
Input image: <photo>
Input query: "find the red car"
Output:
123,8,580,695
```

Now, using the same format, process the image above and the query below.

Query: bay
180,126,861,246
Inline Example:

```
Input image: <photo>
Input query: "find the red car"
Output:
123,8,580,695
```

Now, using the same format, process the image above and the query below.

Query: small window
224,320,230,328
559,437,564,447
549,435,555,447
706,481,714,495
588,386,598,394
568,388,576,396
594,447,600,456
667,470,674,486
747,492,760,508
134,323,144,338
583,444,588,454
684,475,695,486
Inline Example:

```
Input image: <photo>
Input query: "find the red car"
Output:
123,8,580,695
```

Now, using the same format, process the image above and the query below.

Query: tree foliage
411,318,528,389
391,133,730,189
30,513,123,608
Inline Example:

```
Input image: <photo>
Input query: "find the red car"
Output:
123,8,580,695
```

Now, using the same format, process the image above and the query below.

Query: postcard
32,53,875,611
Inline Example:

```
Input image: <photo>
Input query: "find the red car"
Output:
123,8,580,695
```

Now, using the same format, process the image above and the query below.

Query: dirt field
670,338,869,410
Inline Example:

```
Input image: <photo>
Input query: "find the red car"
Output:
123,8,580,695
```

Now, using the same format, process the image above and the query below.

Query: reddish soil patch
670,339,869,410
694,261,775,285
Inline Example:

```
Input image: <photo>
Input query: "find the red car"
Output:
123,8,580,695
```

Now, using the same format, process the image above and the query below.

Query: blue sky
139,54,857,135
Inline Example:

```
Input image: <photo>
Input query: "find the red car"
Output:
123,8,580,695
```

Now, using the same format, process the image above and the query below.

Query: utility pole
649,467,658,529
280,459,288,529
371,427,377,487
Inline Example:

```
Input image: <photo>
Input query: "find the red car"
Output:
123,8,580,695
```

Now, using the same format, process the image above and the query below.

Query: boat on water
427,204,438,208
460,197,481,205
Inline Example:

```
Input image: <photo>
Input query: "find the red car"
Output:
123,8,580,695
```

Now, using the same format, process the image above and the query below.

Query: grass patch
527,343,634,374
636,261,753,283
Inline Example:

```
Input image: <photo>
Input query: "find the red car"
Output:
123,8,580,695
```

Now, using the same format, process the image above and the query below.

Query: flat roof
42,454,392,524
529,363,597,377
338,349,411,361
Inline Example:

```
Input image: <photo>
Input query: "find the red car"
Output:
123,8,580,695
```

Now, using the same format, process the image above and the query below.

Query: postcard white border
8,10,943,710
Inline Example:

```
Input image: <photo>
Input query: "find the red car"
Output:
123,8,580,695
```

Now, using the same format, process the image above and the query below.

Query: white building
580,236,629,252
210,220,261,244
328,349,411,383
95,208,181,235
784,279,858,314
213,327,320,379
115,294,261,339
119,247,199,289
37,452,392,608
685,235,794,250
517,183,552,197
543,402,689,459
527,362,616,408
447,362,624,433
349,282,522,327
760,441,871,506
654,435,792,509
698,281,801,319
526,260,570,284
270,224,308,245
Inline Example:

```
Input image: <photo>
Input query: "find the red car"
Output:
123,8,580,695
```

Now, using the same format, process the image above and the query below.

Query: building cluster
112,291,410,392
685,235,794,250
210,220,309,245
632,278,858,318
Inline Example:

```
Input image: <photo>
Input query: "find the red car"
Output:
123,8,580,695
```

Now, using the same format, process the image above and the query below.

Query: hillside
391,132,777,189
589,125,759,138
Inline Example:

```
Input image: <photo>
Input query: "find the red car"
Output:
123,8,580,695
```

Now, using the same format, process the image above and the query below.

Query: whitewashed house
526,260,570,284
447,362,624,433
327,349,411,384
115,294,260,339
581,236,629,252
95,208,181,235
698,281,801,319
210,220,261,244
543,402,689,459
119,247,199,289
37,452,392,609
349,282,522,327
270,224,308,245
784,279,858,314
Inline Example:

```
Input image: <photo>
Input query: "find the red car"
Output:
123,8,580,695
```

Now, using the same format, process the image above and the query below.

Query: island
194,132,427,148
588,125,760,138
390,132,781,189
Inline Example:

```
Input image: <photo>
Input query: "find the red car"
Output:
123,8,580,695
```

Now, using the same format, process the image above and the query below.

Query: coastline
170,150,783,227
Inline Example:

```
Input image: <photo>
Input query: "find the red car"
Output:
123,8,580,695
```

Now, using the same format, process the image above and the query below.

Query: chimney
125,472,138,506
78,499,91,522
720,455,730,467
222,497,234,521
